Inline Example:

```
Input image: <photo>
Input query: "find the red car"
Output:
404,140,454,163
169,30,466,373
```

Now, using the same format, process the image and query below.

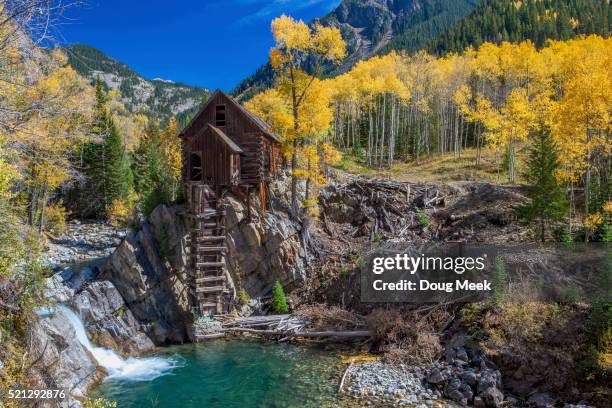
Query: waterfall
56,305,180,382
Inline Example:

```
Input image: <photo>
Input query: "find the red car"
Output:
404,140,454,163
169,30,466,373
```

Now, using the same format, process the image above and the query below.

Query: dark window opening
190,152,202,181
215,105,226,127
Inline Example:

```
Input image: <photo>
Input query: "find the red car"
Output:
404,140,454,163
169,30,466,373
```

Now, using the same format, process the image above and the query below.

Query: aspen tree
269,15,346,215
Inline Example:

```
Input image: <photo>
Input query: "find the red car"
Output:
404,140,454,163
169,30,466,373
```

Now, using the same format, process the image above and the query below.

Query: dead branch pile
366,307,451,365
319,179,452,241
219,314,371,342
296,305,366,331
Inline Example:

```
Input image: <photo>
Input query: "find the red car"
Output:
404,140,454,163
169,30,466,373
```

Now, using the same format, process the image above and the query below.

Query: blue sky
56,0,341,91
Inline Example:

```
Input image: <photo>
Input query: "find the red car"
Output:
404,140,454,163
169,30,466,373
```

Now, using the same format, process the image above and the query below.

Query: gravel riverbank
45,220,126,270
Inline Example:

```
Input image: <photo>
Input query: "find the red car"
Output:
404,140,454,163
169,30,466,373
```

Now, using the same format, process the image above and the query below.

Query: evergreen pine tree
134,121,174,215
270,281,289,313
79,80,133,219
518,127,568,242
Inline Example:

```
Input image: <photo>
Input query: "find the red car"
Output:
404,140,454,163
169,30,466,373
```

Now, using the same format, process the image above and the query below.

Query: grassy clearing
334,148,526,184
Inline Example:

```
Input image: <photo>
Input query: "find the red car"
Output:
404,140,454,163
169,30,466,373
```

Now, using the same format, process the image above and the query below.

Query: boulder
479,386,504,408
528,393,555,408
477,369,504,407
241,223,261,247
444,378,468,405
427,367,445,384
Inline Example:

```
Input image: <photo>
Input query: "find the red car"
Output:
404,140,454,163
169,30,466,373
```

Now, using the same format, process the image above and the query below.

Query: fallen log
294,330,372,338
221,327,372,339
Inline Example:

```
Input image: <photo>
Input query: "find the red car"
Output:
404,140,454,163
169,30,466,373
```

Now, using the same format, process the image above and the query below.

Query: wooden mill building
179,90,282,316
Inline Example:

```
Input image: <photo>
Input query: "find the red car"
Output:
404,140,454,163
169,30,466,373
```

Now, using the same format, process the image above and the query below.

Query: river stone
455,347,469,363
528,393,555,408
44,272,74,303
460,370,478,386
474,396,486,408
563,405,594,408
427,367,445,384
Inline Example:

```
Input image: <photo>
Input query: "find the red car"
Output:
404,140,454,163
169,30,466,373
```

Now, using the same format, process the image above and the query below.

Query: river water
58,306,179,382
94,340,346,408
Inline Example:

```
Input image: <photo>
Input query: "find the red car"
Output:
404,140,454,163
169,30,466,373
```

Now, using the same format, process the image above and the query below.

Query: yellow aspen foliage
107,192,139,228
245,88,293,139
312,24,347,63
550,36,611,184
321,142,342,167
0,136,17,202
268,14,346,212
252,33,610,216
584,212,604,232
160,117,182,179
271,15,312,53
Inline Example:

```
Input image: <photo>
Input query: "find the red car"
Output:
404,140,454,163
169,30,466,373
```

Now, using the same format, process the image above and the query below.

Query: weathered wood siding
184,92,261,146
186,127,240,187
182,91,283,188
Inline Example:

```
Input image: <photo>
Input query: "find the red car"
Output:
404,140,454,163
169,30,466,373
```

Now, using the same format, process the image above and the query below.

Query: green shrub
561,282,581,305
238,288,251,306
270,281,288,313
356,257,365,269
418,212,431,228
340,266,349,278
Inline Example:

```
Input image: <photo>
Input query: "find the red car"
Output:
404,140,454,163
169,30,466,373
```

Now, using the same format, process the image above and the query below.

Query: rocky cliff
224,193,307,297
96,182,307,342
29,311,101,401
99,205,192,345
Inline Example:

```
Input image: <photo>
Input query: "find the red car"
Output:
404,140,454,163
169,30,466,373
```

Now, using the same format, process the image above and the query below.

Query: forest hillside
233,0,610,100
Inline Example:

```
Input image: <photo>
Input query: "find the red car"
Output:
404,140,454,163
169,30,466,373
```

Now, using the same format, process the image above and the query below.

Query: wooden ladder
186,184,229,316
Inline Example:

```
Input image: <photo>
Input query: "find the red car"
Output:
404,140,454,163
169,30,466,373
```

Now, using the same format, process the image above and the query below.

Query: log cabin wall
187,127,240,188
181,90,283,190
185,92,262,147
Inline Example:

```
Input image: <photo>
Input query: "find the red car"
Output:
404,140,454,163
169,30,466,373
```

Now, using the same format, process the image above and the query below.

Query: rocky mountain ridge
64,45,210,125
233,0,480,100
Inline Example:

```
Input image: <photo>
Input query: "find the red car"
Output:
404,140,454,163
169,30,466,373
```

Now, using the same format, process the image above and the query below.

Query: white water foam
56,305,180,382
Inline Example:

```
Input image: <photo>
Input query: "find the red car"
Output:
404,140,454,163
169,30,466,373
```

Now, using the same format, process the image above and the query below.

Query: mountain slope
233,0,480,101
324,0,480,68
429,0,611,54
65,45,210,125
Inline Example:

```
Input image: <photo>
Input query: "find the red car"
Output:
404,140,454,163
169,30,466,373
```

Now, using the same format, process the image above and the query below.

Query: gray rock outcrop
100,205,191,345
29,311,100,399
73,281,155,355
224,195,307,298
